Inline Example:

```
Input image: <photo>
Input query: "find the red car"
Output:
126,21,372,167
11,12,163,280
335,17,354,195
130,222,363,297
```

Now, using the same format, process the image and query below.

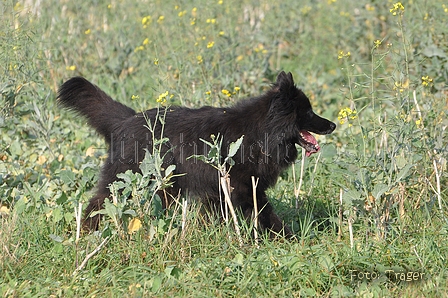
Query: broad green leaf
372,183,389,199
228,135,244,158
396,164,413,183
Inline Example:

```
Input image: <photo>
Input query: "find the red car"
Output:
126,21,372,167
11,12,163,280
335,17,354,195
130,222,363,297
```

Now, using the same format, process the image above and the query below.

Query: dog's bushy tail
58,77,136,143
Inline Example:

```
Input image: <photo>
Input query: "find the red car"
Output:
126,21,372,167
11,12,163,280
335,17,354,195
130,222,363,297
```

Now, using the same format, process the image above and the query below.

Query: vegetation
1,0,447,296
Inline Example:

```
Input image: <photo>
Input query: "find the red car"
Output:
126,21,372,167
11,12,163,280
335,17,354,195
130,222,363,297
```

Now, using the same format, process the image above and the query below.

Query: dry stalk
348,212,354,249
180,197,189,260
251,176,260,245
73,236,110,276
338,188,343,241
433,159,442,212
75,202,83,244
293,148,306,209
220,173,243,247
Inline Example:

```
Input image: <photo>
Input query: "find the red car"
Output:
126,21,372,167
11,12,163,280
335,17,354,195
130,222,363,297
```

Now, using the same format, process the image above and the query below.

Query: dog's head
270,71,336,156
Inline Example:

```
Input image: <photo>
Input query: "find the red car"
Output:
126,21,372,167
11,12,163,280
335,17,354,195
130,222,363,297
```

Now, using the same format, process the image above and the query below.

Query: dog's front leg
256,193,293,238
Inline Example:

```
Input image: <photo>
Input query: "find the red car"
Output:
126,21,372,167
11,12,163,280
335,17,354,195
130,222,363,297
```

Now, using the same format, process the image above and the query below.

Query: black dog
58,71,335,237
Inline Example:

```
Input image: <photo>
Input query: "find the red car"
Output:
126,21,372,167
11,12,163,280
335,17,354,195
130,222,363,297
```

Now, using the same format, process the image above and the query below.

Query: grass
1,0,447,296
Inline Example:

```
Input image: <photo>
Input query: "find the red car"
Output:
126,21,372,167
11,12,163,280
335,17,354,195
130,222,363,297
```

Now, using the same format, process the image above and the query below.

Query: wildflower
373,39,382,48
365,4,375,11
337,107,357,125
206,18,216,24
143,38,150,45
190,18,196,25
131,95,139,100
154,58,159,65
444,4,448,13
421,76,433,87
301,6,312,15
219,31,225,36
205,91,211,95
390,2,404,16
134,45,144,52
218,0,223,4
178,10,186,17
415,117,423,128
207,41,215,48
197,55,203,64
66,65,76,71
85,29,91,35
338,50,351,59
234,87,240,92
156,91,169,104
142,15,151,27
221,89,231,97
393,82,404,93
157,15,165,24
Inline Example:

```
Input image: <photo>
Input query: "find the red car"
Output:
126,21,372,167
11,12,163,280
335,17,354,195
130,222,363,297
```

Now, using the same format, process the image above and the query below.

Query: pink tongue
300,130,320,157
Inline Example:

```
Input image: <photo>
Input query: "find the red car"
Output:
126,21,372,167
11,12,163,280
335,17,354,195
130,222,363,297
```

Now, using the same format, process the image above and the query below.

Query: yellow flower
234,86,240,92
131,95,139,100
415,117,423,129
205,91,211,95
394,82,404,93
134,45,144,52
143,38,150,45
337,107,357,125
218,0,223,4
365,4,375,11
390,2,404,16
154,58,159,65
373,39,382,48
66,65,76,71
219,31,225,36
84,29,91,35
157,15,165,23
157,91,170,104
421,76,433,87
338,50,351,59
221,89,231,97
142,16,151,27
207,41,215,48
178,10,186,17
197,55,203,64
301,6,312,15
206,18,216,24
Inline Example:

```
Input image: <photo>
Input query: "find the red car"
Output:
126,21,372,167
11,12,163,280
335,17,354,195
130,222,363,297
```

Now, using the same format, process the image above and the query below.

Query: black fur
58,71,336,237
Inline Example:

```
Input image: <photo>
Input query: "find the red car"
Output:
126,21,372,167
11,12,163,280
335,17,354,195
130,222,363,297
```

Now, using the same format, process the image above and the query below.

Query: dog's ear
276,71,295,90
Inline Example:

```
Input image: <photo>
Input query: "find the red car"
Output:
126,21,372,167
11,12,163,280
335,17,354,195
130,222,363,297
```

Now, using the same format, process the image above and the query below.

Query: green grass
1,0,447,296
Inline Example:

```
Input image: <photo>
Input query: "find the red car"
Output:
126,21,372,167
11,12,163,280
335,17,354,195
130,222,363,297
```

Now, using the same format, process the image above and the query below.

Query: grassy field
1,0,447,296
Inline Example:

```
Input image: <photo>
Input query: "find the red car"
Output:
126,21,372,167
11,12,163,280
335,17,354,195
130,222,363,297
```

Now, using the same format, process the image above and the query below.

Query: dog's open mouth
298,130,320,157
